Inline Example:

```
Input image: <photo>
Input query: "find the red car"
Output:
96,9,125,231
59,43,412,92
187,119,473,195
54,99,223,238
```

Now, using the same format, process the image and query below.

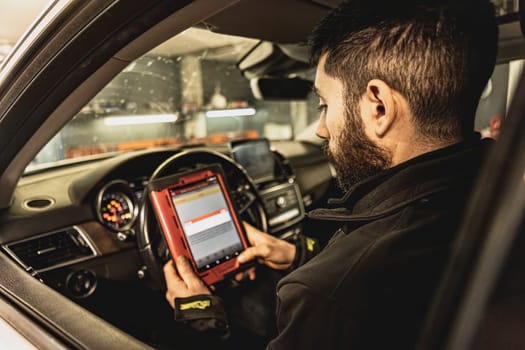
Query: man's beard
324,105,392,192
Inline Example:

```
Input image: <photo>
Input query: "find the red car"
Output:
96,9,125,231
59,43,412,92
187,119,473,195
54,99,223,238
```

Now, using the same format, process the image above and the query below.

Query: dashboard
0,140,334,300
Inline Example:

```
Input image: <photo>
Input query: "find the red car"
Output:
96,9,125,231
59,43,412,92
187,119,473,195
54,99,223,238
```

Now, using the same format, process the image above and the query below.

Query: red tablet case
148,164,249,285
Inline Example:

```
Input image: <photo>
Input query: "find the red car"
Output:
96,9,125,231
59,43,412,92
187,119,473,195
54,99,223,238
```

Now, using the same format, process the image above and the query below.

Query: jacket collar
308,134,491,221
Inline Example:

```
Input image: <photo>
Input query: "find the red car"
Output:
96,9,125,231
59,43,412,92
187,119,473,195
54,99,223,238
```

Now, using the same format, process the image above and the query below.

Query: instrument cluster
95,180,145,232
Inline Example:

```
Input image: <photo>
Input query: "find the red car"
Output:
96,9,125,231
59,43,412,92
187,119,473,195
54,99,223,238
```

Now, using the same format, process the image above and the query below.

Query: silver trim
259,182,305,231
2,226,99,273
22,197,56,211
259,182,291,196
268,208,300,226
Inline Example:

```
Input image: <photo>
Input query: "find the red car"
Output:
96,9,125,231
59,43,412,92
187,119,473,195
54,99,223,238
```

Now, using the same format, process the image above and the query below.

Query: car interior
0,0,524,349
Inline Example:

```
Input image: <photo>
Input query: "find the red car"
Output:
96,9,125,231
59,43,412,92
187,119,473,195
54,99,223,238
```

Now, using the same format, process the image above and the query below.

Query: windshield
27,27,318,172
27,16,516,174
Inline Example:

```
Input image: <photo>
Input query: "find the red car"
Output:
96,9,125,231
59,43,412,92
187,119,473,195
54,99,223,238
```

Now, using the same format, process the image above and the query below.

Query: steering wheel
136,149,268,288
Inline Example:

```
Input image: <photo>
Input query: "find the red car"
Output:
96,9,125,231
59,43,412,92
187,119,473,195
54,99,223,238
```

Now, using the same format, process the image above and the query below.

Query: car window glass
475,59,525,140
26,27,319,173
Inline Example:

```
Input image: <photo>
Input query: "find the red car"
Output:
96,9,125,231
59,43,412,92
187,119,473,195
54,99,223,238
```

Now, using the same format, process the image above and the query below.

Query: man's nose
315,118,329,139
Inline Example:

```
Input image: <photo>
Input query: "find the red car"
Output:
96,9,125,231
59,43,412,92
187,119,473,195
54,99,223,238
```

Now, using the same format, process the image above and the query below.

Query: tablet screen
170,176,243,271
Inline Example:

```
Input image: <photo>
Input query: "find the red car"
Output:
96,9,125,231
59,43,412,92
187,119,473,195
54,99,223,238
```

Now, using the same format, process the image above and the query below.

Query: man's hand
163,255,210,308
237,222,296,270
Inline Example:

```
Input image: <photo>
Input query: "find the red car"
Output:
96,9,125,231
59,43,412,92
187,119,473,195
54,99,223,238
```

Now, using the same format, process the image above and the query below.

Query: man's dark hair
310,0,498,141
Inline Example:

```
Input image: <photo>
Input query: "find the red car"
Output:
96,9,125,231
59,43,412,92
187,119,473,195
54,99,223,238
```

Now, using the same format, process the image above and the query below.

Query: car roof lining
115,0,242,61
202,0,332,44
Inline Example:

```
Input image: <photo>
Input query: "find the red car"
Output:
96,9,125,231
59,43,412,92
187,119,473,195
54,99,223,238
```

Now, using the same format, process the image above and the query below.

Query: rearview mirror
250,77,313,100
238,41,310,79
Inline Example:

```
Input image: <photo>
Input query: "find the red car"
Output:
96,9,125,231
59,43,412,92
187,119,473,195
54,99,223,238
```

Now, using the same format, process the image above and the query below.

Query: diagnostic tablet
147,164,249,285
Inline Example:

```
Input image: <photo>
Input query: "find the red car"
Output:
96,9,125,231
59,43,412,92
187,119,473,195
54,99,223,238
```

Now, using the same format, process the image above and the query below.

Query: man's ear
363,79,397,138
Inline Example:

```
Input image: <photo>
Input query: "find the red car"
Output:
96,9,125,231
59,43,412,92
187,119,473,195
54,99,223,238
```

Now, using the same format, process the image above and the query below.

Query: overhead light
205,108,256,118
104,114,177,126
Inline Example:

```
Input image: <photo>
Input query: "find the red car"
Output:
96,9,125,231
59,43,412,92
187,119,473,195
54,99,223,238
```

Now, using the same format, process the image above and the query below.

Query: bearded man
162,0,498,348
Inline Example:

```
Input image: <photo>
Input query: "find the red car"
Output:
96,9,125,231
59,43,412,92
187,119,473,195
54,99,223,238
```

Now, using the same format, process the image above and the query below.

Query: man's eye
317,104,327,113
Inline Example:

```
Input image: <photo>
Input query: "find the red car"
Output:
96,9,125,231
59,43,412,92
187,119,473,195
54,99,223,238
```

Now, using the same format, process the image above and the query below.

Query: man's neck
389,137,462,167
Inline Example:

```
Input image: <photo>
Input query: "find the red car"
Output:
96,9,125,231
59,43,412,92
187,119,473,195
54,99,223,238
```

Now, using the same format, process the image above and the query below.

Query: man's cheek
329,138,341,155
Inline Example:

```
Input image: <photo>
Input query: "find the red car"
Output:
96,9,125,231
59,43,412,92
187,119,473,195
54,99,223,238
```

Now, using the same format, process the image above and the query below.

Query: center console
230,138,305,238
259,181,304,238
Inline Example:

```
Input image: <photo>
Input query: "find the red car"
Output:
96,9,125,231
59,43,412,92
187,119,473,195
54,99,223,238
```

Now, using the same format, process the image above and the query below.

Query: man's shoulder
281,199,459,299
277,222,389,298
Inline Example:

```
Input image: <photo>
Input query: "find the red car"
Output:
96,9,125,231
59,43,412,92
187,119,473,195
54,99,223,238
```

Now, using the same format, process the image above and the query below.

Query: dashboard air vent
3,227,97,272
24,197,54,209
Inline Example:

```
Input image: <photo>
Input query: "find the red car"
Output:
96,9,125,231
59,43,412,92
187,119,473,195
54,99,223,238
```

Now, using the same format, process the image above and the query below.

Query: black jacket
268,137,491,349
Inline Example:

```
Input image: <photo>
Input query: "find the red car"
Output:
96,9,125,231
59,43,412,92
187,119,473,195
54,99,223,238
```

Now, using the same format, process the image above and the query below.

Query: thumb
238,246,262,264
238,243,271,264
242,221,263,245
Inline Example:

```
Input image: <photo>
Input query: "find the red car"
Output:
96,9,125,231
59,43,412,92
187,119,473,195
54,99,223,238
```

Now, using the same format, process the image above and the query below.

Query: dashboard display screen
231,139,274,183
170,177,243,270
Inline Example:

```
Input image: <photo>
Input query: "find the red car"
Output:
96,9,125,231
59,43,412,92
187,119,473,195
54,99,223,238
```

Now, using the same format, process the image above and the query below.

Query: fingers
247,267,256,280
175,255,196,282
242,221,256,231
242,221,256,245
163,259,176,276
234,271,244,282
163,260,185,288
163,260,185,308
163,256,210,304
175,256,209,293
234,267,257,282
